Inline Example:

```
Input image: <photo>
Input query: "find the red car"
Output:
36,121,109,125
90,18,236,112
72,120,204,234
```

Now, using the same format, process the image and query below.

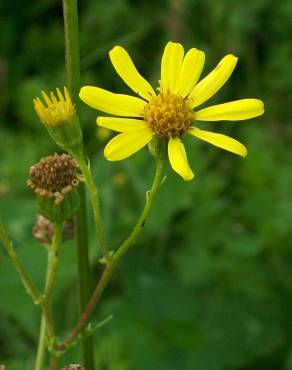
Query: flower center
144,92,193,138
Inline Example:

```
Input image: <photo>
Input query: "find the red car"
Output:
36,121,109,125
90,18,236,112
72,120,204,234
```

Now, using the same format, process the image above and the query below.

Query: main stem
57,159,165,351
62,0,80,101
75,184,95,368
62,0,95,368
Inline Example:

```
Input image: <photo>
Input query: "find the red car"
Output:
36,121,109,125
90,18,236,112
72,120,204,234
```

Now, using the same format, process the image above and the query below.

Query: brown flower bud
27,153,79,203
27,153,80,222
32,215,75,245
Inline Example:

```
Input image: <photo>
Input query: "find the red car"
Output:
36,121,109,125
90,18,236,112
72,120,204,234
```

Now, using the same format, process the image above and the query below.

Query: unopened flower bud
27,153,80,222
32,215,75,246
34,87,83,154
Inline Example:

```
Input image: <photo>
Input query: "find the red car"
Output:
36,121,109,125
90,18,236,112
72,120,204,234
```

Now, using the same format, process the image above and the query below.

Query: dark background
1,0,292,369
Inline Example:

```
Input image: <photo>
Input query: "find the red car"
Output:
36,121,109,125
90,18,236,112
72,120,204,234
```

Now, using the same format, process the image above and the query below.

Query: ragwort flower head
79,42,264,181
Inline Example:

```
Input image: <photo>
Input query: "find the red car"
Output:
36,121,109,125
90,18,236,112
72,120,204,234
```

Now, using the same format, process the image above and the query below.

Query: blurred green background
1,0,292,369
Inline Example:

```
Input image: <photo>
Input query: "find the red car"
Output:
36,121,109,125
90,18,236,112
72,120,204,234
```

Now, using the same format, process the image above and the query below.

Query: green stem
56,158,165,351
35,316,47,370
0,222,42,305
75,153,110,261
45,222,63,299
46,221,63,370
114,158,165,261
62,0,80,102
0,222,56,368
75,183,95,369
63,0,96,368
35,222,63,370
63,0,110,262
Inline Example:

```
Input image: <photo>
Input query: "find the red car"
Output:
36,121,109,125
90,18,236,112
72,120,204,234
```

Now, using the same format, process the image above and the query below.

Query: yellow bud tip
34,87,75,127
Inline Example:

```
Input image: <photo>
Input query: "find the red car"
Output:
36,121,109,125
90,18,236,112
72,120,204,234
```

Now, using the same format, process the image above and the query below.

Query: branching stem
57,158,165,351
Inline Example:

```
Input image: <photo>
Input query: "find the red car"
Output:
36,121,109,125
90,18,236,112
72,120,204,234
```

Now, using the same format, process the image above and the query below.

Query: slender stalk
63,0,95,368
75,153,110,261
46,221,63,370
0,222,56,363
45,222,63,299
0,222,42,305
58,262,114,351
35,222,63,370
57,159,165,351
34,316,47,370
113,159,165,261
50,356,60,370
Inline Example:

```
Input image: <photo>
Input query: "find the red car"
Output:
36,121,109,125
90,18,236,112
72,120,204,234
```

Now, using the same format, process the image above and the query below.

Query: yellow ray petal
160,42,184,93
50,92,58,104
104,128,154,161
168,137,194,181
109,46,155,101
79,86,146,117
195,99,264,121
189,54,238,108
188,127,247,157
56,88,65,101
97,117,149,132
176,48,205,97
41,91,52,106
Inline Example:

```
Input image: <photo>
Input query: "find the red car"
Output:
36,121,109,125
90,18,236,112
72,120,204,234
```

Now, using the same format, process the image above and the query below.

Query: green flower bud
33,87,83,154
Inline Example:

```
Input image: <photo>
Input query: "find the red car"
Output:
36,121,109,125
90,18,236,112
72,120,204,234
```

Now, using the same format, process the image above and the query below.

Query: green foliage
1,0,292,369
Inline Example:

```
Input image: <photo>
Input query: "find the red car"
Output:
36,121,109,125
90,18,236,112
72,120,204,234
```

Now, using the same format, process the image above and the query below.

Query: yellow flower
79,42,264,181
34,87,74,127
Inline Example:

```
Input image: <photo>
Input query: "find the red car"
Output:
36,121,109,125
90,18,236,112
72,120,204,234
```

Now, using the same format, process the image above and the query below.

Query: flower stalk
74,152,110,261
35,317,47,370
35,222,63,370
